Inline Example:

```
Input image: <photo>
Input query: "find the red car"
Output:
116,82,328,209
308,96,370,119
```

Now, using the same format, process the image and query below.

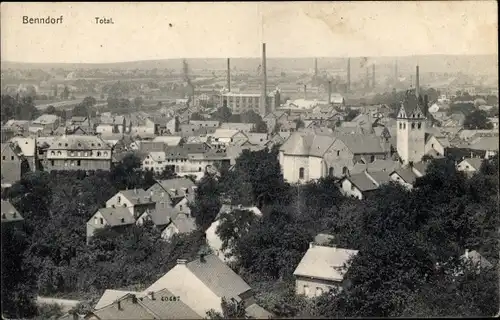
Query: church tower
397,66,426,165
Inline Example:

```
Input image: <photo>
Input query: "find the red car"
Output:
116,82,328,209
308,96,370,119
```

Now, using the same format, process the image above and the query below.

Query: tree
253,120,268,133
213,106,232,122
463,110,493,129
190,174,222,230
72,104,89,118
190,112,205,121
345,109,360,121
82,96,97,108
46,105,56,115
293,119,305,130
1,224,38,318
206,298,249,319
216,209,259,255
134,96,144,109
61,86,70,100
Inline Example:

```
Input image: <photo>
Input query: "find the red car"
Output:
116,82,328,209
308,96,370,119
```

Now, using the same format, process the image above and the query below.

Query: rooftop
293,245,359,282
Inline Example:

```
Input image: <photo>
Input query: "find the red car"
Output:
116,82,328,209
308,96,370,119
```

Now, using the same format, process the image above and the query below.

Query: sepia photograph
0,1,498,319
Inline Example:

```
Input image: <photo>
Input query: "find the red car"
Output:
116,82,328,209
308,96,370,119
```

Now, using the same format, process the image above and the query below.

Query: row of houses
86,178,197,242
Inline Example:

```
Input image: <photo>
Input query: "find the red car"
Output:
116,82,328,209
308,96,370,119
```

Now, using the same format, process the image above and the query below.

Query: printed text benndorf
22,16,63,24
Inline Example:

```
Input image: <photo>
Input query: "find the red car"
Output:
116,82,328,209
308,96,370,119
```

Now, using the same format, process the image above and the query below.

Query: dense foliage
216,154,499,318
1,155,205,317
463,109,494,129
1,94,40,121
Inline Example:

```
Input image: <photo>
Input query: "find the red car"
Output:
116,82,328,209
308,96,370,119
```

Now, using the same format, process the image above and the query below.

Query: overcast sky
1,1,497,63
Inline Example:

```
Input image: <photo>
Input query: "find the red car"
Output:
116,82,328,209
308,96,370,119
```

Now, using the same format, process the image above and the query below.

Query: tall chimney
365,68,369,89
260,43,268,116
314,58,318,79
328,80,332,104
227,58,231,92
394,60,398,84
304,85,307,100
372,64,376,89
416,65,420,99
347,58,351,93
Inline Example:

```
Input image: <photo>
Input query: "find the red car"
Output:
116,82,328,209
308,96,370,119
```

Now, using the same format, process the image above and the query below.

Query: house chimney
117,300,122,310
328,80,332,105
177,259,187,265
132,295,138,304
415,65,420,99
227,58,231,92
304,85,307,100
309,242,315,249
259,43,268,116
200,252,206,262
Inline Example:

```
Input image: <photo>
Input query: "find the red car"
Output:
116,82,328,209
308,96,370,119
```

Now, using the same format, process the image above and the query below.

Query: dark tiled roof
348,172,379,192
392,168,417,184
119,189,155,205
187,254,252,300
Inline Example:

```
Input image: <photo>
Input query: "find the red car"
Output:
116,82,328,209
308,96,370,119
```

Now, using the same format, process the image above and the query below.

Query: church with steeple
396,66,427,166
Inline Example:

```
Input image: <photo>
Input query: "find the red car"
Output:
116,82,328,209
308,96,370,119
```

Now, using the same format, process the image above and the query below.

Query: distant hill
2,54,497,77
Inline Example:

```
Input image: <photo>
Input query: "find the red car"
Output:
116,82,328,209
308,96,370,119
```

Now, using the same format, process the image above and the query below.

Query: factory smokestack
415,65,420,99
227,58,231,92
372,64,376,89
259,43,267,116
394,60,398,84
314,58,318,78
347,58,351,93
365,67,369,89
328,80,332,105
304,84,307,100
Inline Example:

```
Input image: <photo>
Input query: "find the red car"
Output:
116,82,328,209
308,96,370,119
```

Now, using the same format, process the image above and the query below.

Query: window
411,123,415,129
403,123,406,129
418,122,422,129
329,167,334,177
117,196,121,203
51,151,55,155
299,167,305,179
99,218,104,224
399,123,402,129
51,160,54,166
1,156,5,160
57,151,62,156
370,155,375,162
337,150,340,156
104,152,108,156
342,166,349,175
10,156,14,160
179,205,183,211
351,184,355,191
94,217,98,225
199,167,202,172
77,160,81,166
97,152,101,156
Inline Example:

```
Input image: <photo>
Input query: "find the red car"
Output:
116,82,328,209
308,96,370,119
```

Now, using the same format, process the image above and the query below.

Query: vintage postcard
1,1,498,319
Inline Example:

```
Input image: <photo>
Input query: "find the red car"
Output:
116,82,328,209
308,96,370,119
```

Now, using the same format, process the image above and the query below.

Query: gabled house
456,157,483,173
142,151,167,174
86,207,136,241
220,122,255,133
1,142,23,186
10,136,37,172
89,288,201,320
106,189,156,219
425,134,450,158
339,170,391,200
144,255,271,318
389,162,429,189
162,213,197,239
208,129,248,150
293,244,358,298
